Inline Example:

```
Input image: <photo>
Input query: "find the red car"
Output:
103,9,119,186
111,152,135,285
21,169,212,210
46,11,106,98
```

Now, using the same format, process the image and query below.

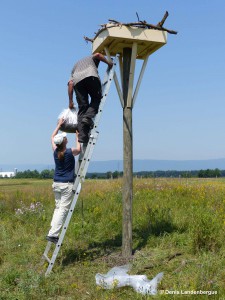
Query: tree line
0,168,224,179
15,169,55,179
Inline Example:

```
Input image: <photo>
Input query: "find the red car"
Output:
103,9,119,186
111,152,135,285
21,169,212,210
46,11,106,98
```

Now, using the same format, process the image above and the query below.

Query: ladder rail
43,56,118,276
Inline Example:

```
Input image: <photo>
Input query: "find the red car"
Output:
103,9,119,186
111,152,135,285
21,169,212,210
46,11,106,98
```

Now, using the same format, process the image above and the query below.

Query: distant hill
1,158,225,172
89,158,225,172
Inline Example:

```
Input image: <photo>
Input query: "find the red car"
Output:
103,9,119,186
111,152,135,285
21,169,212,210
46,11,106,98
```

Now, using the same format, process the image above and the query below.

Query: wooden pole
122,47,133,257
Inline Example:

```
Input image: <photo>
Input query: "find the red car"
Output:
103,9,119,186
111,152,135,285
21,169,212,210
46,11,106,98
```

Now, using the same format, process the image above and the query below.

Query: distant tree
181,171,193,178
32,169,40,178
112,171,119,179
106,171,113,179
198,168,221,178
15,169,37,178
198,169,205,178
214,168,221,177
40,169,54,179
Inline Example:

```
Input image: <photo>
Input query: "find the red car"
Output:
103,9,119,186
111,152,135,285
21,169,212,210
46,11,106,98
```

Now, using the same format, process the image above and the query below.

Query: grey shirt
69,55,100,86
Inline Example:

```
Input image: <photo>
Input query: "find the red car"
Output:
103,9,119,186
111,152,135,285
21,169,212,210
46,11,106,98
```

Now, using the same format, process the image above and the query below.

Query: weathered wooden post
122,47,133,256
92,19,171,257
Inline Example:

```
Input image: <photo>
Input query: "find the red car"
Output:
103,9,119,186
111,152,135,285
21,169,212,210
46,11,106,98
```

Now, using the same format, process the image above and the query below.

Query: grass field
0,177,224,299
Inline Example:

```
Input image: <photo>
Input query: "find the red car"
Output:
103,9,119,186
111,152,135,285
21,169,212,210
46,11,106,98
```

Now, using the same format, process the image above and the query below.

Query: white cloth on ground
95,265,163,295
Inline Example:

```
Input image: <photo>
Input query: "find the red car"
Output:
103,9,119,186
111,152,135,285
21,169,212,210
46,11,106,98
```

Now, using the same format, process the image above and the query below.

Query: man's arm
71,131,81,156
68,80,74,109
93,53,113,68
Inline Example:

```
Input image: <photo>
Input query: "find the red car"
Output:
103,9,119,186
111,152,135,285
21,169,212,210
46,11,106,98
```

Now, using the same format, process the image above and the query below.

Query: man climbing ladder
68,53,113,143
42,56,118,276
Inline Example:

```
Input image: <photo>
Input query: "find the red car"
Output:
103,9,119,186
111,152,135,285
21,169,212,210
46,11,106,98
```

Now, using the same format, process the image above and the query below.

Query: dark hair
56,143,65,160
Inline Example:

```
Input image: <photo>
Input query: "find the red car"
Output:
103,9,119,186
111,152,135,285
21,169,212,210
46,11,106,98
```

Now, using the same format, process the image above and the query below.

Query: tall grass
0,178,224,299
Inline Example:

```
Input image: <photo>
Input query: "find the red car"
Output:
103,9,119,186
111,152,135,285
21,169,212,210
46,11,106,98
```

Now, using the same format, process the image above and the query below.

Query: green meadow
0,178,224,299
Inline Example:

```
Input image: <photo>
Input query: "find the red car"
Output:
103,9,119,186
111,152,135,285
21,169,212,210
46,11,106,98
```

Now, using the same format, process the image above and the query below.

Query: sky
0,0,225,167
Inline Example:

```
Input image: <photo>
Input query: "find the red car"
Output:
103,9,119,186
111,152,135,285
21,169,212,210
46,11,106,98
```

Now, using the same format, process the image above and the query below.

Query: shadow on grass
133,219,179,251
62,234,122,266
62,216,182,266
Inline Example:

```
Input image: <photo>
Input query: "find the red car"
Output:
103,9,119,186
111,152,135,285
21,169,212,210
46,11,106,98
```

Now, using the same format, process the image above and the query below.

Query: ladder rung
42,254,51,263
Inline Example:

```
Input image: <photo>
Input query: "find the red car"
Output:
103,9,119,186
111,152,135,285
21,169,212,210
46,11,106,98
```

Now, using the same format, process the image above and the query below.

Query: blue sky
0,0,225,166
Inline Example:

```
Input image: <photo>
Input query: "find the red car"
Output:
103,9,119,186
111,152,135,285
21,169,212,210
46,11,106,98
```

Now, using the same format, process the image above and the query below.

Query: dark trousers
74,76,102,143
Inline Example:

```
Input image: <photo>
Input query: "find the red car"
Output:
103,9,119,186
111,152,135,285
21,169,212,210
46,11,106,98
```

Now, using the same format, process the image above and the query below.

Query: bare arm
68,80,75,109
51,118,64,151
93,53,113,68
71,131,81,156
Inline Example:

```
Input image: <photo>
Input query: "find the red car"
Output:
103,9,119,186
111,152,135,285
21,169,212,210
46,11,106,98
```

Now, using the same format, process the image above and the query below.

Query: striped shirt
69,55,100,86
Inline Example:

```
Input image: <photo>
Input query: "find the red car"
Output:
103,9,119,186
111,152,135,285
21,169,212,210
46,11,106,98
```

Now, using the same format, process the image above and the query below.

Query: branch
108,20,177,34
157,11,169,27
93,24,120,38
83,12,178,43
83,36,94,43
136,12,140,22
160,27,178,34
108,19,122,25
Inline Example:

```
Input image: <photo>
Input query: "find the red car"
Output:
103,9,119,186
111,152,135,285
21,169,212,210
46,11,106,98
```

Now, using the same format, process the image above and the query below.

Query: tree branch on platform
83,36,94,43
157,11,169,27
84,12,178,43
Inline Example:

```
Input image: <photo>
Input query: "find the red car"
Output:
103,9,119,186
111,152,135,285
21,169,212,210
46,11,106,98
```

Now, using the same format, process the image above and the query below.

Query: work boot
46,236,59,244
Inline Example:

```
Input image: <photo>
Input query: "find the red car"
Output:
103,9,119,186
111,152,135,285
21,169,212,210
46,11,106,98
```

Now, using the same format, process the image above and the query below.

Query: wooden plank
132,54,149,106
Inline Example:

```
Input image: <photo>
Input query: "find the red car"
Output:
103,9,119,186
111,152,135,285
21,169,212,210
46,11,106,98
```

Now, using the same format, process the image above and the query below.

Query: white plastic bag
95,265,163,295
58,108,78,133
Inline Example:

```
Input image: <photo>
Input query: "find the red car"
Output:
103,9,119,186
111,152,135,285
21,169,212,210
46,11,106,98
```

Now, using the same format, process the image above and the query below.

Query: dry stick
157,11,169,27
108,20,177,34
83,36,94,43
167,252,182,262
108,19,121,24
83,13,178,43
136,12,140,22
84,24,120,42
85,22,177,42
137,252,183,273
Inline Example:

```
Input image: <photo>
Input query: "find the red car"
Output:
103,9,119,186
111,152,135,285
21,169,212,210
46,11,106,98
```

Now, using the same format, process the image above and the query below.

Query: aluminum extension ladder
41,56,118,276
